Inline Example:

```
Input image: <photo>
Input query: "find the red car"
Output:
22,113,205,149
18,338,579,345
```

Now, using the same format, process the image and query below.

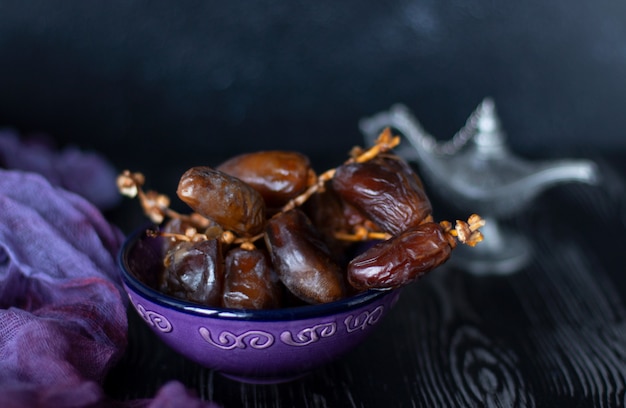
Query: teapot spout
521,158,600,196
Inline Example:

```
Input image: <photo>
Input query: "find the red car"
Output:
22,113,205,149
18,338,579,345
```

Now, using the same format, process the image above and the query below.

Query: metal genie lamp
359,98,600,275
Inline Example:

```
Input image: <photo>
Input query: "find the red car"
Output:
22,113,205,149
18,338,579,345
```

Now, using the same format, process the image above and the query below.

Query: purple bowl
118,227,401,384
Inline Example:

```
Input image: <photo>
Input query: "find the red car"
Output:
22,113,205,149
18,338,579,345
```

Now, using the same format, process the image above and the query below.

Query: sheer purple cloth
0,170,219,407
0,130,121,210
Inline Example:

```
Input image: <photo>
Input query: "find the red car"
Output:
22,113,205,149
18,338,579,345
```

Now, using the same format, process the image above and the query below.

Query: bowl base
219,371,310,384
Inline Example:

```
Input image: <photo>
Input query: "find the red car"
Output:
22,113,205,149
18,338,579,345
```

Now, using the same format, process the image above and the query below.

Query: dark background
1,0,625,188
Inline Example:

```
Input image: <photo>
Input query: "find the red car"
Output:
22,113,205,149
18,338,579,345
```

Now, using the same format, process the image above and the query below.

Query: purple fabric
0,169,220,407
0,130,121,210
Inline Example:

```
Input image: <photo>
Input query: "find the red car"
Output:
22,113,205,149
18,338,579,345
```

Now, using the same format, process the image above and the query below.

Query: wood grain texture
105,156,626,407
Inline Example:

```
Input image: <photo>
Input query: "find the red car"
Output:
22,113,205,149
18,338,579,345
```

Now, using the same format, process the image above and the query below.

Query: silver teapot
359,98,600,275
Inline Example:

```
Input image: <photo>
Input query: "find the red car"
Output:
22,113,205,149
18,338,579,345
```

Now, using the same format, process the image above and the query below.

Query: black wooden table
104,154,626,407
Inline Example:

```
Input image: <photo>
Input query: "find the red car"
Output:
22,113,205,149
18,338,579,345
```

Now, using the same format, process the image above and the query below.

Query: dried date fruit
159,217,213,252
264,209,346,304
302,186,355,258
177,166,266,237
223,247,282,309
217,151,316,209
118,129,485,302
303,185,386,263
332,155,432,235
161,217,194,236
347,222,452,290
160,238,224,306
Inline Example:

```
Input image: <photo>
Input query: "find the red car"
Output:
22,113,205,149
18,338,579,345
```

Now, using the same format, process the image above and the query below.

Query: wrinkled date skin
217,151,315,209
332,155,432,235
223,247,282,310
160,238,224,306
348,222,451,290
177,166,266,236
264,209,346,304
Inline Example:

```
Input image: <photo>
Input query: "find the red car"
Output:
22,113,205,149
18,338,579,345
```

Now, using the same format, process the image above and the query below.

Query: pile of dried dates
117,129,484,309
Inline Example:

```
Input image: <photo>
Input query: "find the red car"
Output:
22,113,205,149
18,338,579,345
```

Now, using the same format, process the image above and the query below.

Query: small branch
280,128,400,214
441,214,485,247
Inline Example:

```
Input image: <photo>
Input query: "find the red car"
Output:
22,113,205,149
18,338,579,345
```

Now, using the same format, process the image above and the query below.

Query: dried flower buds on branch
117,128,485,308
440,214,485,247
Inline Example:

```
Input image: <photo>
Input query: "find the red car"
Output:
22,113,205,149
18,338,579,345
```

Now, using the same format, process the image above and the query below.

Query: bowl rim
118,224,395,322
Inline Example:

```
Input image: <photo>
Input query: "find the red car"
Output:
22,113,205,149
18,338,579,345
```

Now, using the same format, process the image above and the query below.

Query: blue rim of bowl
118,224,395,321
